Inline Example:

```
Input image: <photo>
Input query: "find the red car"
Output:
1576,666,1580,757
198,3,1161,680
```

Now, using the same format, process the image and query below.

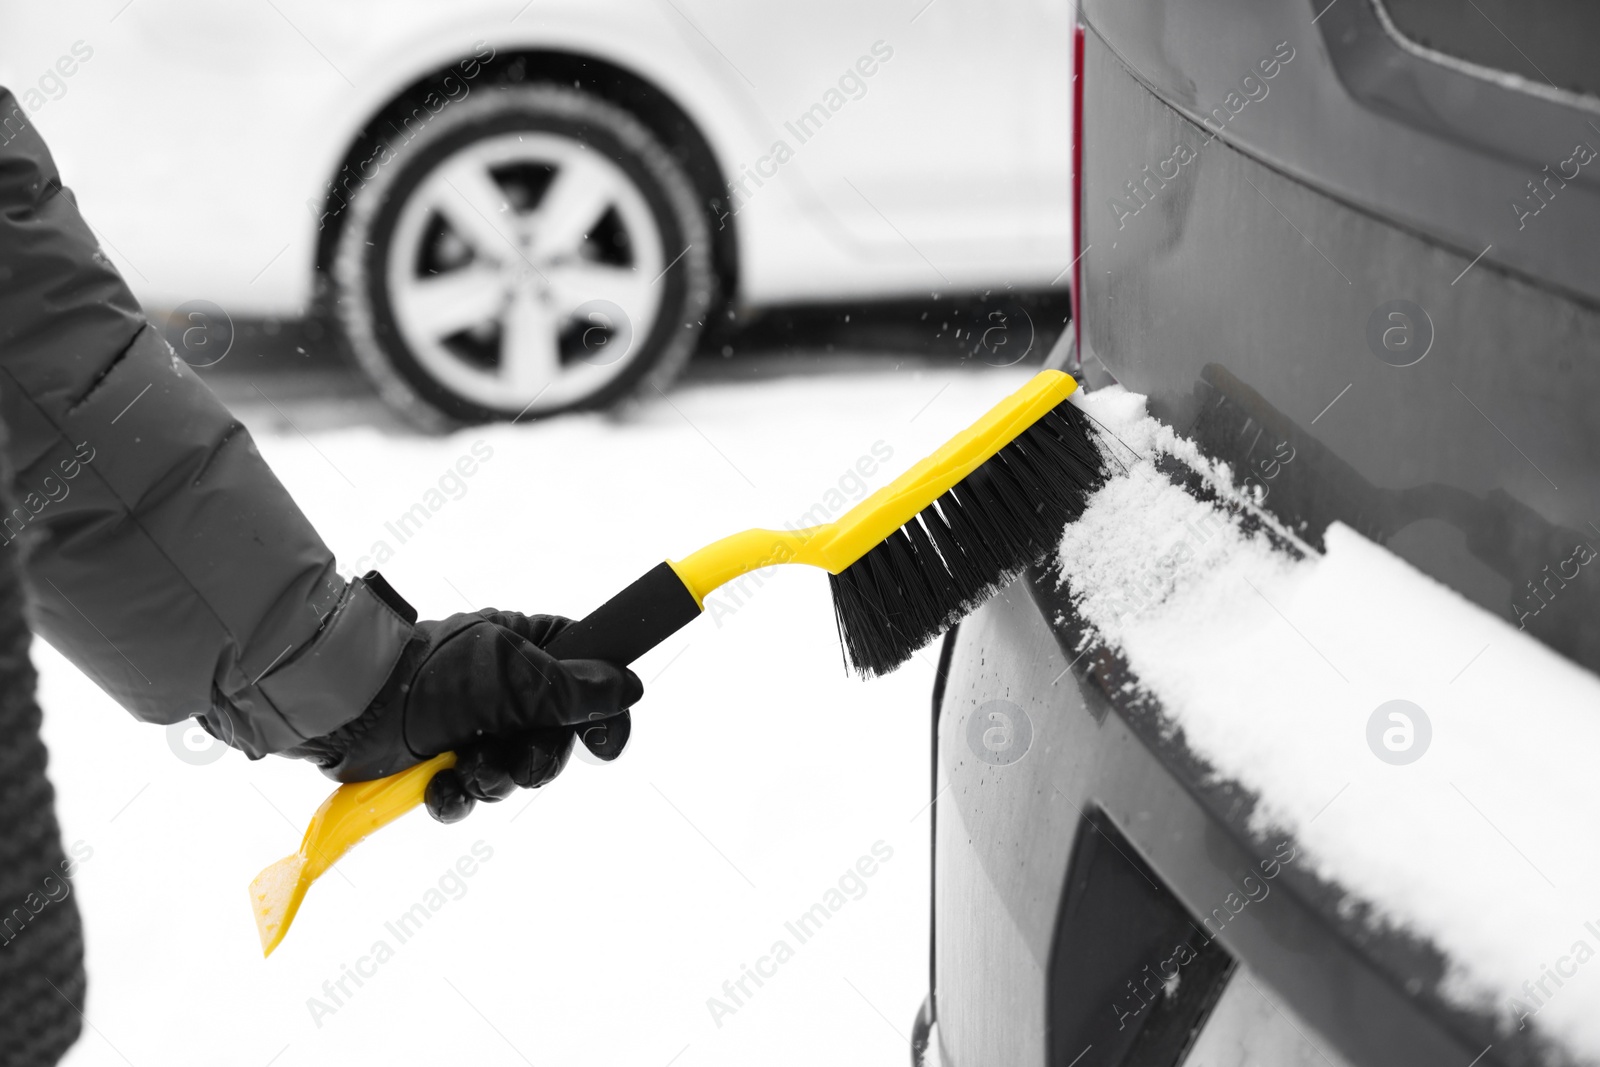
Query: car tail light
1071,21,1086,362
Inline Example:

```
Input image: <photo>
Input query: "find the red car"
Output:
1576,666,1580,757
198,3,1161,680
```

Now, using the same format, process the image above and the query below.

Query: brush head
828,398,1104,676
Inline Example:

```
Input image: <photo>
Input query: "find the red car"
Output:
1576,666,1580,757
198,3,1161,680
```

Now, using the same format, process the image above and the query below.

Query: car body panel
932,580,1533,1067
1075,0,1600,676
0,0,1074,315
1084,0,1600,302
930,2,1598,1064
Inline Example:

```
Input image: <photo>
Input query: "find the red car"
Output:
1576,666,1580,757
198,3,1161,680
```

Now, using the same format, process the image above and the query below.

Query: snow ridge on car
1051,386,1600,1063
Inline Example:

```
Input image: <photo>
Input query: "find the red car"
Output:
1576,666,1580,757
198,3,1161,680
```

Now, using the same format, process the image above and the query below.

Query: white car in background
2,1,1074,425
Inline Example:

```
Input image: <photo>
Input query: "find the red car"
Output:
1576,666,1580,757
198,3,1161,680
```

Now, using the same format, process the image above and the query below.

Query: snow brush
250,368,1103,955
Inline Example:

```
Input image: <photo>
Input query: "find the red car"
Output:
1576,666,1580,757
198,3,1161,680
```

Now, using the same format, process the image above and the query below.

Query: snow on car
1060,386,1600,1062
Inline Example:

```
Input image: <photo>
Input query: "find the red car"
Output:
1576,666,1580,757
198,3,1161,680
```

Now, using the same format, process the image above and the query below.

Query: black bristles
923,495,988,595
902,515,963,627
828,397,1106,677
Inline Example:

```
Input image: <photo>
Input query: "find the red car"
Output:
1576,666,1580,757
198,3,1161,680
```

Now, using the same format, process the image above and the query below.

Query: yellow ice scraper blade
249,752,455,957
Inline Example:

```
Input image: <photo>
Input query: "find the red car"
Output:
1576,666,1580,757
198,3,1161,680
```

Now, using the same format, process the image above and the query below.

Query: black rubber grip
544,561,702,665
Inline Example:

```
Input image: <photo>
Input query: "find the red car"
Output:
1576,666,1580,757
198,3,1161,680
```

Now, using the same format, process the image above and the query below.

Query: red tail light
1071,21,1086,362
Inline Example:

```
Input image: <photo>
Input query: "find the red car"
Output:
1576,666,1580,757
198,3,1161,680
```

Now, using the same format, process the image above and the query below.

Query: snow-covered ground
45,364,1031,1067
1061,388,1600,1063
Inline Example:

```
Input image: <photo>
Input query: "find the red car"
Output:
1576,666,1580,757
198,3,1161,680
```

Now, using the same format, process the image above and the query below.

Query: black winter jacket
0,88,411,758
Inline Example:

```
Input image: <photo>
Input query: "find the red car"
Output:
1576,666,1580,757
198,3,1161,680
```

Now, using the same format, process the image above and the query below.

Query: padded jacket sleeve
0,90,412,758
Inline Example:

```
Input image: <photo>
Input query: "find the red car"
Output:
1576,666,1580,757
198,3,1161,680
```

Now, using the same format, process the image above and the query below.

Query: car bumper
923,573,1516,1067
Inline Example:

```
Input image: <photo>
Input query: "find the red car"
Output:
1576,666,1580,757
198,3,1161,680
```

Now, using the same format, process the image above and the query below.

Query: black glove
288,609,641,824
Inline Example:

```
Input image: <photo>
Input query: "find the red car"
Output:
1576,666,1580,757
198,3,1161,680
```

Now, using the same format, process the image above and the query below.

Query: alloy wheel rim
386,132,667,414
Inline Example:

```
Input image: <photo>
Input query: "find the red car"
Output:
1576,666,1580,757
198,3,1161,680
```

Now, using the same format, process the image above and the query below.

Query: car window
1381,0,1600,98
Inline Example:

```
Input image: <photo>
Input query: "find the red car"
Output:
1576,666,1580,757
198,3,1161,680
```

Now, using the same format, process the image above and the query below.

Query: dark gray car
916,1,1599,1065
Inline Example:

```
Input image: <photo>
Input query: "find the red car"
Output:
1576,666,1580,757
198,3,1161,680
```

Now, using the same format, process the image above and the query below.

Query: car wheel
333,85,714,427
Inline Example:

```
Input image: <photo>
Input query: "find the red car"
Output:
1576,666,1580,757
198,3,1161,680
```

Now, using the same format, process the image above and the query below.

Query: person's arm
0,88,414,757
0,91,639,820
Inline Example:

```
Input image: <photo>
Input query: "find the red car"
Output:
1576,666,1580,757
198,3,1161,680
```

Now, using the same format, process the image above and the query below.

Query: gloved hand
288,610,640,823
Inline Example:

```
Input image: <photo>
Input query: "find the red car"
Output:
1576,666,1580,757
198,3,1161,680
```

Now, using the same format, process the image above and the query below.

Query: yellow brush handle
665,369,1078,603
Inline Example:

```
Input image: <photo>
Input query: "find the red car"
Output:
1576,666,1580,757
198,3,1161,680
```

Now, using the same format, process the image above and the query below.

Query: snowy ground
44,362,1032,1067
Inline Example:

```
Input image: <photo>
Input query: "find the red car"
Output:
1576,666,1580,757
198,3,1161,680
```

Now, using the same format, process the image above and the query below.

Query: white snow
43,366,1033,1067
1060,387,1600,1061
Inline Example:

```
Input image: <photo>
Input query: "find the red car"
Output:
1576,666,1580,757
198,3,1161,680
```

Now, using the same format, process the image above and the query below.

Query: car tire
333,85,714,427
